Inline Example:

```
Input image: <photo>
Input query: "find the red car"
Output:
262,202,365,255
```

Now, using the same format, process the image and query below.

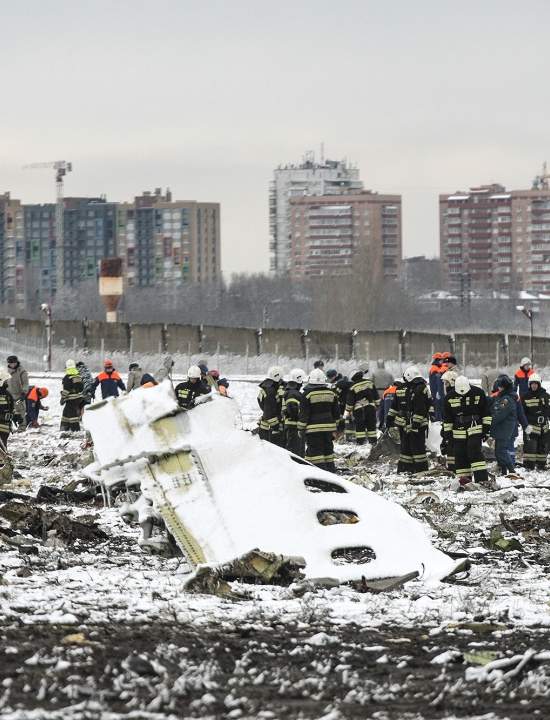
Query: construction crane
532,161,550,190
23,160,73,295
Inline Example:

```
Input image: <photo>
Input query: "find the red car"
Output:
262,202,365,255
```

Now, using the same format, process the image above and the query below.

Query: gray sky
2,0,549,277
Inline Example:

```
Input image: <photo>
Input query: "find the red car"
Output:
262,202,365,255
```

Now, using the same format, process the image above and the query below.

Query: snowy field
1,377,550,719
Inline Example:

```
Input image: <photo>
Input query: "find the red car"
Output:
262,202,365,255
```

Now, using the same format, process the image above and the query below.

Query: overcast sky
1,0,549,277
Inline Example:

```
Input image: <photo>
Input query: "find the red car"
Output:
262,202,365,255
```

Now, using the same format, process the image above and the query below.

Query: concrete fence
0,317,544,368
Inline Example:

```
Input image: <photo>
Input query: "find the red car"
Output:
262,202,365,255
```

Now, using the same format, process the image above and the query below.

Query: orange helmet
441,351,452,359
432,352,443,360
104,358,113,368
39,387,49,398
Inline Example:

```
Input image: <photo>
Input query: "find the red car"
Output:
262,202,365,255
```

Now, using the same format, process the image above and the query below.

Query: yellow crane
23,160,73,294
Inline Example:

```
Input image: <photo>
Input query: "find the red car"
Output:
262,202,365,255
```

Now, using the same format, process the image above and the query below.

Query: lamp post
516,305,536,363
40,303,52,372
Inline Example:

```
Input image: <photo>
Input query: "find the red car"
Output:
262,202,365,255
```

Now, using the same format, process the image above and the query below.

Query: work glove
525,425,533,437
440,439,448,455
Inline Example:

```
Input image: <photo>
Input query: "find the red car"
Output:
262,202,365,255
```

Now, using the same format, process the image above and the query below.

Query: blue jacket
490,389,518,441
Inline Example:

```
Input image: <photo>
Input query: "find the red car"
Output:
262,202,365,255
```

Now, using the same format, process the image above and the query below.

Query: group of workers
257,354,550,486
0,354,229,451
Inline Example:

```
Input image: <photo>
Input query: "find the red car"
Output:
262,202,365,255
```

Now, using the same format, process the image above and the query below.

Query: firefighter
443,376,491,487
283,368,305,456
490,375,518,475
7,355,29,428
521,373,549,470
514,357,534,397
440,370,459,472
385,377,408,471
174,365,211,409
60,360,85,432
400,365,431,475
326,369,353,440
0,369,14,451
93,359,126,399
429,353,444,420
344,364,379,445
25,386,49,428
257,366,284,445
298,368,340,471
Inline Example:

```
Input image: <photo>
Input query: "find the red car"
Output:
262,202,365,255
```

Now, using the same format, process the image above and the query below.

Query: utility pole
40,303,52,372
23,161,73,297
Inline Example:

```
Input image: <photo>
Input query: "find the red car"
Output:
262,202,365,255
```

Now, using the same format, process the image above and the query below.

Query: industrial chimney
98,257,124,323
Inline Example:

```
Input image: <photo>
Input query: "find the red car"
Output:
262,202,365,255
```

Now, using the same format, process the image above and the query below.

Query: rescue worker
217,377,230,397
491,374,528,467
386,377,408,472
25,386,49,428
0,368,14,451
298,368,340,471
344,364,379,445
313,360,325,370
7,355,29,428
490,375,518,475
514,357,534,397
174,365,211,409
140,373,158,388
520,373,549,470
400,365,431,475
257,366,284,445
440,370,459,472
441,352,458,373
443,376,491,487
429,353,444,420
157,356,175,385
326,369,353,439
380,382,398,430
60,360,84,432
283,368,305,456
126,362,143,392
93,359,126,399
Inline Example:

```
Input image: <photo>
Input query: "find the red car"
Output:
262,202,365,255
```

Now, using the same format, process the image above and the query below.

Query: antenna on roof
320,142,325,164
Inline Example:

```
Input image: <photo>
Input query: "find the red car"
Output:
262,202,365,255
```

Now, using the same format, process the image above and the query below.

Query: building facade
0,188,221,308
440,184,550,294
288,191,402,280
269,154,363,273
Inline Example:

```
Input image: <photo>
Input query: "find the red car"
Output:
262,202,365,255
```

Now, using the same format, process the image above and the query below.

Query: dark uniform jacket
386,380,407,428
61,374,84,406
298,383,341,434
490,388,518,441
257,379,282,433
521,386,550,435
334,377,352,414
404,377,431,430
442,386,492,440
93,371,126,399
174,379,210,409
344,374,379,415
0,386,14,435
282,382,302,428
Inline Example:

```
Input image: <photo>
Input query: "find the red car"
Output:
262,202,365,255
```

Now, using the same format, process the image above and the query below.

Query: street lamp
516,305,536,363
40,303,52,372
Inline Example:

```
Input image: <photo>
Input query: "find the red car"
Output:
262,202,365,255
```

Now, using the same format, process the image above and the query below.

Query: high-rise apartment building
0,188,221,308
289,191,402,280
440,184,550,293
269,153,363,273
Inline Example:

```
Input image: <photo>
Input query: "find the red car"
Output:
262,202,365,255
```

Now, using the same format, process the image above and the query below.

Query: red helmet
104,358,113,368
39,387,49,398
432,352,443,360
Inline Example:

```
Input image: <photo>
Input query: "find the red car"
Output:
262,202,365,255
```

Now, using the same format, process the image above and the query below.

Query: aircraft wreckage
82,381,461,588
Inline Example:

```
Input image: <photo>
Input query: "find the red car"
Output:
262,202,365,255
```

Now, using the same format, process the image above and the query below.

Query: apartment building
0,188,221,308
440,184,550,293
269,154,363,273
288,191,402,280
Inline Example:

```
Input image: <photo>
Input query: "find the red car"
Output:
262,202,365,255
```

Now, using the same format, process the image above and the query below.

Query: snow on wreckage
83,379,461,589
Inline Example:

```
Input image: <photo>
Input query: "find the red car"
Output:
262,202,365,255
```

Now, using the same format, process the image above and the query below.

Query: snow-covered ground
1,377,550,718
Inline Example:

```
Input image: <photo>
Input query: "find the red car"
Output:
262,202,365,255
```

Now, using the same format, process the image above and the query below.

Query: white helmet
455,375,471,396
357,361,369,373
267,366,283,382
441,369,458,387
520,357,532,367
308,368,327,385
403,365,421,383
66,359,76,369
187,365,201,379
0,368,10,384
290,368,306,384
529,373,542,385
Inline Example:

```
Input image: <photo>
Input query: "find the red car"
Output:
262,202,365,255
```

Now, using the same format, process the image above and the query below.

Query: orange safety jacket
383,384,397,398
